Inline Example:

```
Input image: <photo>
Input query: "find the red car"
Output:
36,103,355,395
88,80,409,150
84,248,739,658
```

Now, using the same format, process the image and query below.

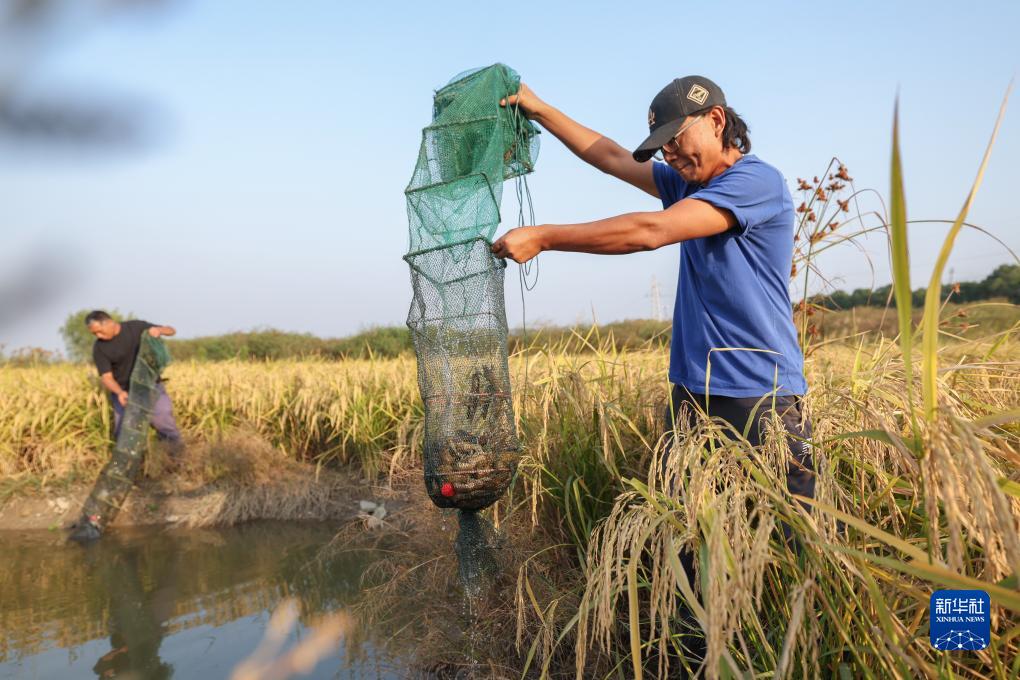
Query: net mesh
404,64,538,513
71,333,171,541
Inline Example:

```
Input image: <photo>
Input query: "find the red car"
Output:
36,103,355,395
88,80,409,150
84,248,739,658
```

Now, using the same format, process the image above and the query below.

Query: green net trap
404,64,538,516
70,332,171,542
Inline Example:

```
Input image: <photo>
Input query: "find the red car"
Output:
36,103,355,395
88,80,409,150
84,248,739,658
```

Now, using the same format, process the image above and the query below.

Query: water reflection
0,522,402,679
88,540,175,679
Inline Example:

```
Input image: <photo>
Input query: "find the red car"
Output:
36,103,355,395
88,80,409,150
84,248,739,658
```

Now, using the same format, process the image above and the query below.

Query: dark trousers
665,385,815,502
110,383,183,444
664,385,815,662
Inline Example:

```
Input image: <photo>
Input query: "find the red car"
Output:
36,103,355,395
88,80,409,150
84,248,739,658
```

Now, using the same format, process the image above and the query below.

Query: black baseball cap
632,76,727,162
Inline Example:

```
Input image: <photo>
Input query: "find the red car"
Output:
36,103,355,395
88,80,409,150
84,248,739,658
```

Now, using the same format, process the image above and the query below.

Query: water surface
0,521,407,679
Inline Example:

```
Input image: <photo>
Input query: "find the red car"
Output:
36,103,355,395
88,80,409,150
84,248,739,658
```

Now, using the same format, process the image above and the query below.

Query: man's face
660,106,727,184
88,320,118,341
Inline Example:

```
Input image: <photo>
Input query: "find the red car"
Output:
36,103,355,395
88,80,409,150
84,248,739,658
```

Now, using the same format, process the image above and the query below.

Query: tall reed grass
0,358,422,485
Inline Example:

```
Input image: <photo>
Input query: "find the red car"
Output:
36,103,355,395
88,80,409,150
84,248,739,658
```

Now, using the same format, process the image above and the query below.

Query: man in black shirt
86,310,183,452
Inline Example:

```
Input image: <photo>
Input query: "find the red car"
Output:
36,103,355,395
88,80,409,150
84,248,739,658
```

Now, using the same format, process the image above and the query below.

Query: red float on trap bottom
440,482,455,497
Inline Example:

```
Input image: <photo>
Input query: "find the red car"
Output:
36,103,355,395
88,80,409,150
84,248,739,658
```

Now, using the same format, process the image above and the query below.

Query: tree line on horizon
808,263,1019,310
2,265,1014,365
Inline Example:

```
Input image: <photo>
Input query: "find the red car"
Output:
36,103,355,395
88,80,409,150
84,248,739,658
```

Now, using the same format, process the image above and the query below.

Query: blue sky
2,0,1018,354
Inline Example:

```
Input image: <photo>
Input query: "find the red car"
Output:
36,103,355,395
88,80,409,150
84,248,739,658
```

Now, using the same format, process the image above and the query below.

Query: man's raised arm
503,83,658,198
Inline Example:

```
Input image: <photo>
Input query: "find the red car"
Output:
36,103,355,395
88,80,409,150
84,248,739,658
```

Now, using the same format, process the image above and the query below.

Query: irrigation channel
0,521,412,679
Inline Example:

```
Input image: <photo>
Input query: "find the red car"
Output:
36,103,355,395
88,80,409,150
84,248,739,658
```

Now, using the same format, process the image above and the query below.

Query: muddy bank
0,466,402,531
1,463,573,677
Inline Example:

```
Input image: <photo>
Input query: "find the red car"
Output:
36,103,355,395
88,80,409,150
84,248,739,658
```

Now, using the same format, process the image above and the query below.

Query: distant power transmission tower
648,276,665,321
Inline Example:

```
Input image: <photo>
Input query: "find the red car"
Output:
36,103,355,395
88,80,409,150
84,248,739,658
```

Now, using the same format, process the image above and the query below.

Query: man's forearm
537,212,663,255
492,197,732,264
531,105,631,172
100,373,125,397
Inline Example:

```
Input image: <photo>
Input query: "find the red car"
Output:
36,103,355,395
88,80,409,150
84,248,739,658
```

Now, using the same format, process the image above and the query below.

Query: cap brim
631,118,686,163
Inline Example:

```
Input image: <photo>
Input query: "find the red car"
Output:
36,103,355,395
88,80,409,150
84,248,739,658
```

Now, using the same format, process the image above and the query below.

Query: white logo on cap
687,84,709,106
648,109,656,128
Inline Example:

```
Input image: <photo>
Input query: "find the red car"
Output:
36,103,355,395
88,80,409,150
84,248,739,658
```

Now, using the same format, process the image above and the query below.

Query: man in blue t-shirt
491,75,815,655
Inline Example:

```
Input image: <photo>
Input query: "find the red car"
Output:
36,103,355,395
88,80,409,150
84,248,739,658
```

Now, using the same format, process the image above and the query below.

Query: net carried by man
69,333,171,542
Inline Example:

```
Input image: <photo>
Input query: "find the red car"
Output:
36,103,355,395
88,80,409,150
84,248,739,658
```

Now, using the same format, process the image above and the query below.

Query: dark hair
721,106,751,153
84,310,112,326
697,105,751,154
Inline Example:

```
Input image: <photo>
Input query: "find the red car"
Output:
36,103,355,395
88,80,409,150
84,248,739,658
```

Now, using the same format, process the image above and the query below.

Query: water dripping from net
454,509,500,601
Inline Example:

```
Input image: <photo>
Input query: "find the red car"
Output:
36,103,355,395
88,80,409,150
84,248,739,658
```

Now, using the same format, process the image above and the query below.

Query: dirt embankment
0,474,376,532
0,431,413,532
0,456,407,532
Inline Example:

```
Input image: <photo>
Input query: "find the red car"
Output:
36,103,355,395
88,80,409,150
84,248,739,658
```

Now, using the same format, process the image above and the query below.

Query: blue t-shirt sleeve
652,161,686,208
687,161,785,235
